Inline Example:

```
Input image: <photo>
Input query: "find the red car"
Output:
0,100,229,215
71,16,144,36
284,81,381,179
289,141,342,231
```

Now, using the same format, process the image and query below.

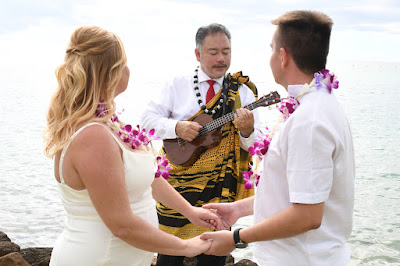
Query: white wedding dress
50,123,158,266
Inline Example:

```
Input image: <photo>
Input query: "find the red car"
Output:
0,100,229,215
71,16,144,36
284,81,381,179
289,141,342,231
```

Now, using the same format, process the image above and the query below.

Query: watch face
235,241,248,249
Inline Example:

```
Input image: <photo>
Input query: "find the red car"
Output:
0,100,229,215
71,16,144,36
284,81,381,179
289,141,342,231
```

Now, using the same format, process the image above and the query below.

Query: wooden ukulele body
163,114,221,166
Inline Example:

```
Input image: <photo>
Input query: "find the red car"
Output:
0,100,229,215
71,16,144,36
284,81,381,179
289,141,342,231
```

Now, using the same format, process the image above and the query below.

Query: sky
1,0,399,98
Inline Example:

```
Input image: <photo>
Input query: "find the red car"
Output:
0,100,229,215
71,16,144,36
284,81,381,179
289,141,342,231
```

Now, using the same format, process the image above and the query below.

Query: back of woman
44,26,158,265
44,25,222,266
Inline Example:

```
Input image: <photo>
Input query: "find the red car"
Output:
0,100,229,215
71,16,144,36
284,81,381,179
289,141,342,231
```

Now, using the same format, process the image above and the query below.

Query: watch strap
233,228,242,244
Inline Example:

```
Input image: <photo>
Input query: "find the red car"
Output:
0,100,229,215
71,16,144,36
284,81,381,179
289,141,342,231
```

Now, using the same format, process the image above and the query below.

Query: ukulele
163,91,281,166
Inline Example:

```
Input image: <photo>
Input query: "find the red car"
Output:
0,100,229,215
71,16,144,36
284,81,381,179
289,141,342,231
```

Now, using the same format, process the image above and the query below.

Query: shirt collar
288,84,304,98
198,67,224,87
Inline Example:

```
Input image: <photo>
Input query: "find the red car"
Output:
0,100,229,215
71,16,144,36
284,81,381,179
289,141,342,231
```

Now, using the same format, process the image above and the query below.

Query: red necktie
206,80,216,103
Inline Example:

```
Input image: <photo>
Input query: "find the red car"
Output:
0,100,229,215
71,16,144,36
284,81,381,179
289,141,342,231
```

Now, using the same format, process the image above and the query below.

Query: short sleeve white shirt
253,85,355,265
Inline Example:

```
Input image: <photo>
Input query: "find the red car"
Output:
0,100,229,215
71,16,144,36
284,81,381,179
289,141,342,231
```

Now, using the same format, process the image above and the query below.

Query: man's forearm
239,202,324,244
233,196,255,217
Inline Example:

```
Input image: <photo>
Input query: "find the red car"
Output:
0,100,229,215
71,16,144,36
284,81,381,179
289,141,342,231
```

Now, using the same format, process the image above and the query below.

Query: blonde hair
44,26,127,158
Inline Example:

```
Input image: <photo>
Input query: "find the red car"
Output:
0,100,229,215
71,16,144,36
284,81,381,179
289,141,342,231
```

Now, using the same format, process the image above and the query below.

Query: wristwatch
233,228,248,248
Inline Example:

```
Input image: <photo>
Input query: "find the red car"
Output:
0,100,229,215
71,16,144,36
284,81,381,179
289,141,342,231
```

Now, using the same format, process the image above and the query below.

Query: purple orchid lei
96,102,170,179
242,69,338,189
242,127,272,189
316,69,339,92
155,155,172,179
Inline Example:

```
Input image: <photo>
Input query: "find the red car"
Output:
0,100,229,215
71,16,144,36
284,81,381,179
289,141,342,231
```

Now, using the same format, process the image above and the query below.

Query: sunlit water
1,62,399,265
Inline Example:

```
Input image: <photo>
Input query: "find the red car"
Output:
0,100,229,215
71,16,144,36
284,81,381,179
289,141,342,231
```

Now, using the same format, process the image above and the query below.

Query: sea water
1,62,399,265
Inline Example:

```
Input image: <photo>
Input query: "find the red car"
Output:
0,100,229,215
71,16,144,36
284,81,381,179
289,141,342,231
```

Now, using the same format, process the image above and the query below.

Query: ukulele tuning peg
269,106,272,110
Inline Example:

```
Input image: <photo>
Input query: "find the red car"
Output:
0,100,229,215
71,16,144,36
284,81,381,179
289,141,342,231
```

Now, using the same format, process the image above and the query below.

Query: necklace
243,69,339,189
95,103,171,179
194,67,224,114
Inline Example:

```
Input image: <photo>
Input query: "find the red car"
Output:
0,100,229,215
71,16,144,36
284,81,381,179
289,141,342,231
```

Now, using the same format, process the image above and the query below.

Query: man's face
270,30,283,86
195,32,231,79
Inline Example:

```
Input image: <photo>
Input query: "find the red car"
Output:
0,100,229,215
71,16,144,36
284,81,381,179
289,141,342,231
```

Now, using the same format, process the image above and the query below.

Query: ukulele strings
177,93,276,145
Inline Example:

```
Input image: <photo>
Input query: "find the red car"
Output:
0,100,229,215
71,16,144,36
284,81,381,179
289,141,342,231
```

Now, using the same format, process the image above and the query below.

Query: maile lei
242,69,339,189
96,104,171,179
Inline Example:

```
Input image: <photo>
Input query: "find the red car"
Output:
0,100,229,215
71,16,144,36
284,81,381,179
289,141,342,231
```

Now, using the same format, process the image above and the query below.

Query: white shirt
141,68,261,150
253,84,355,265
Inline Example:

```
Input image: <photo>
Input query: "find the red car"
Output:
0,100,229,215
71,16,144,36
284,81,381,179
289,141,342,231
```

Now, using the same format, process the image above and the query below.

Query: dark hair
195,23,231,50
272,10,333,74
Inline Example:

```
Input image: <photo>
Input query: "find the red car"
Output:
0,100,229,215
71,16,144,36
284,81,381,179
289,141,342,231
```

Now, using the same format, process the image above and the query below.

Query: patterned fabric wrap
156,72,257,239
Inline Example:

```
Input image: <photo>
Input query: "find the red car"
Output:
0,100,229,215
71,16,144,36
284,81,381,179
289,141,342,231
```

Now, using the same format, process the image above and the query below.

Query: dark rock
183,256,196,266
20,247,52,266
182,254,236,265
235,259,258,265
0,232,11,242
0,241,20,257
0,252,30,266
226,254,234,264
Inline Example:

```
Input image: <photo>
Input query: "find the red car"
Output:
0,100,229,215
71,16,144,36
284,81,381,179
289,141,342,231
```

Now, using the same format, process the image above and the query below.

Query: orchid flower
316,69,339,93
155,155,171,179
248,129,272,158
243,127,271,189
277,97,300,122
243,169,261,189
95,103,169,179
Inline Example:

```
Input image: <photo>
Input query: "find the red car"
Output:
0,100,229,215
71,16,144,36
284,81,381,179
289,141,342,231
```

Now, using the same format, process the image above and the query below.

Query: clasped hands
187,202,241,257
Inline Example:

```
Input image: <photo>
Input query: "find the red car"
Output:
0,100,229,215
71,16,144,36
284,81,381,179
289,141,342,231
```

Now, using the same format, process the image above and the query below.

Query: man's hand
175,121,202,142
185,206,228,231
203,202,241,228
200,230,235,256
234,108,254,137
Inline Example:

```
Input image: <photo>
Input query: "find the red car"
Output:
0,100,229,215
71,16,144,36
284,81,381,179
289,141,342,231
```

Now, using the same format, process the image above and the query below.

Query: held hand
186,206,227,231
203,202,240,228
182,235,213,257
234,108,254,137
200,231,235,256
175,121,202,142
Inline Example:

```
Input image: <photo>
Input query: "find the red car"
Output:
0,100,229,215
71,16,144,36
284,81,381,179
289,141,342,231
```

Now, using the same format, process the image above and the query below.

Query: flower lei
96,103,171,179
242,69,338,189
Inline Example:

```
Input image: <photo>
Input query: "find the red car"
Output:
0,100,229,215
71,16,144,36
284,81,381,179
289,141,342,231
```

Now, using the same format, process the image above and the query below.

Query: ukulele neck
200,103,256,135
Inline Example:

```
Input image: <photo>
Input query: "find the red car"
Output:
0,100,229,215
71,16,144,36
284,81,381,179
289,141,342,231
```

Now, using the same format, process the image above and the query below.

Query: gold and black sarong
156,72,257,239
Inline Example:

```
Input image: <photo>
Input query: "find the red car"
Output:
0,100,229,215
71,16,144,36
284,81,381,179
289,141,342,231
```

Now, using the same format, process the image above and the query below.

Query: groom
201,10,355,265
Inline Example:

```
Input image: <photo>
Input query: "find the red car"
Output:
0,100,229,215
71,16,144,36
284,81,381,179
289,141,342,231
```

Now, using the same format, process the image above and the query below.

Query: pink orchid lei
96,102,170,179
242,69,338,189
242,127,272,189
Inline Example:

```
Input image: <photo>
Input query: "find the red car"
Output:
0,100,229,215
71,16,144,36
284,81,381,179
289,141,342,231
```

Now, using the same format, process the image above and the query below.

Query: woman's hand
186,206,229,231
182,235,213,257
202,202,241,228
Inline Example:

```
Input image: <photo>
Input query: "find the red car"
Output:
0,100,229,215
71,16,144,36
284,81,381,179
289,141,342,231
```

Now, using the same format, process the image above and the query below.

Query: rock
20,247,52,266
226,254,234,264
182,254,236,265
235,259,258,265
0,232,11,242
0,241,20,257
0,252,30,266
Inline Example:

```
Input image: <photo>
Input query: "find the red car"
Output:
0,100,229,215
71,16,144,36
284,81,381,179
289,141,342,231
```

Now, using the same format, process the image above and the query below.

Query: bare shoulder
69,124,121,163
73,124,117,149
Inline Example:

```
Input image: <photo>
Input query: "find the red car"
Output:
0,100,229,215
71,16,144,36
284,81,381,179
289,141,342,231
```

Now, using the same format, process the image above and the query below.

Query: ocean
1,61,399,265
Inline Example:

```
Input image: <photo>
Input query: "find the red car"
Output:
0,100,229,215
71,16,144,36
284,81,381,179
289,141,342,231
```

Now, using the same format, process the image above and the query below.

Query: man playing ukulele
141,23,260,266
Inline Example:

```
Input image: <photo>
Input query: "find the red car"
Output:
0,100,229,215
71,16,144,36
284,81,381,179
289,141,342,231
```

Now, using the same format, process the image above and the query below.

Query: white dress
50,123,158,266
